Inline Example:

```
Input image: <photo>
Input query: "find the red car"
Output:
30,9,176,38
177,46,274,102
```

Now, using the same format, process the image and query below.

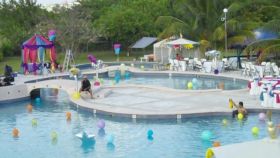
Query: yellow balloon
205,148,214,158
51,131,58,140
222,119,228,126
229,100,233,109
251,127,259,135
187,82,193,89
32,118,38,127
69,67,80,76
72,92,80,100
237,113,244,120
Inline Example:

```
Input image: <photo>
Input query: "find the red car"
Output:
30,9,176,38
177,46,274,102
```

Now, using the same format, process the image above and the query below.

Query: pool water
0,89,278,158
88,73,247,90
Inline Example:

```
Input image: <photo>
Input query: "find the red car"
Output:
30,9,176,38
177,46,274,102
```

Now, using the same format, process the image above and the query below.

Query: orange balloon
213,141,221,147
66,112,71,120
13,128,19,137
26,104,33,112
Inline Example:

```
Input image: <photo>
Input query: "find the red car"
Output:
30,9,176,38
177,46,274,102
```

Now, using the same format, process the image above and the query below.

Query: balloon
205,148,214,158
222,119,228,126
72,92,80,100
237,113,244,120
69,67,80,76
258,113,266,121
114,75,120,84
192,78,198,84
66,112,71,120
87,55,97,64
32,118,38,127
12,128,19,138
106,134,115,144
147,129,153,137
35,97,41,103
100,78,104,84
51,131,58,140
125,71,131,80
251,127,259,135
201,130,212,141
94,81,100,86
214,69,219,74
27,104,33,112
213,141,221,147
187,82,193,89
140,65,144,70
97,119,105,129
229,99,233,109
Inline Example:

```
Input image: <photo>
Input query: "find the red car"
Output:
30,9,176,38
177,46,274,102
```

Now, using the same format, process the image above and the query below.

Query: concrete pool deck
1,66,279,118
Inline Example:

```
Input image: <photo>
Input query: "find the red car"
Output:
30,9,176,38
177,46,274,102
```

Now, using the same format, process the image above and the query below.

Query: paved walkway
4,66,280,118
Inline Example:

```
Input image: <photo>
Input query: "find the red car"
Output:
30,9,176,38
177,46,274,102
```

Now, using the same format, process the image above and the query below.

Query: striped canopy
22,34,54,49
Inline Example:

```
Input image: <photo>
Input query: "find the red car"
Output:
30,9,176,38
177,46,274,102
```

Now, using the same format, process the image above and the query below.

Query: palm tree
244,7,280,64
155,0,263,54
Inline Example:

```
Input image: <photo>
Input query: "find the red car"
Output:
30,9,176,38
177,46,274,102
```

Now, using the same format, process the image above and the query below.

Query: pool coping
2,65,270,119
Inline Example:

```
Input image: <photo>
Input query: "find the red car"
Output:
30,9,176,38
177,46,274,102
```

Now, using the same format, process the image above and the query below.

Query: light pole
222,8,228,54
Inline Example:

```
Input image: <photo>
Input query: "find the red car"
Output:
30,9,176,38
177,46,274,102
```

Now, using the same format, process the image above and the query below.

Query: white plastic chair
264,62,272,76
272,65,279,76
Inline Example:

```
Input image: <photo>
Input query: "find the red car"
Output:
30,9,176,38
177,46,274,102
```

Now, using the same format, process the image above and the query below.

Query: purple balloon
258,113,266,121
97,119,105,129
88,54,97,64
113,44,121,49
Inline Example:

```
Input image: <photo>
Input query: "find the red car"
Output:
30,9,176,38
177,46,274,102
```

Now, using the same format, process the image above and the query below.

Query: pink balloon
258,113,266,121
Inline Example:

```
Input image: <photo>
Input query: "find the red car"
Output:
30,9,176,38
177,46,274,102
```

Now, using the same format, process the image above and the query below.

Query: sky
36,0,75,5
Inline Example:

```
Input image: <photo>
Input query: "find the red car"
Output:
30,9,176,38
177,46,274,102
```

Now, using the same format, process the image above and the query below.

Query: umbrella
165,38,199,45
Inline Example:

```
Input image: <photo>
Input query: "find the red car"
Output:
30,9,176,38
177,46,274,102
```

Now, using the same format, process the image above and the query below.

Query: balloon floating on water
97,119,105,129
213,141,221,147
187,82,193,89
32,118,38,127
192,78,198,84
222,119,228,126
237,113,244,120
147,129,154,140
51,131,58,141
106,134,115,144
27,104,33,112
258,113,266,121
66,112,71,120
251,127,259,135
35,97,41,103
201,130,212,141
12,128,19,138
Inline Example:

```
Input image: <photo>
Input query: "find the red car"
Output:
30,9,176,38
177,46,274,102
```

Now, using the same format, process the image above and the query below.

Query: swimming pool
0,89,276,158
87,72,247,90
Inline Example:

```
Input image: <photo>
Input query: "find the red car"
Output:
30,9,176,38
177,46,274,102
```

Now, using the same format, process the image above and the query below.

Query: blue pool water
0,90,278,158
87,73,247,90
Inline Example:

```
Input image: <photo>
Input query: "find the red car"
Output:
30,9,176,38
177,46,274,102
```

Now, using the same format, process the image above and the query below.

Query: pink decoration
248,81,251,89
276,93,280,103
94,81,100,86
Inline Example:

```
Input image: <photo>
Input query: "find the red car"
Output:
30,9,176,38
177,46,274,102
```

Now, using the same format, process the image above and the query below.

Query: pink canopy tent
21,34,57,75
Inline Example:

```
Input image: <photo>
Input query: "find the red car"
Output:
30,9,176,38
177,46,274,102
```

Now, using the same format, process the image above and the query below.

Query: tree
0,0,48,56
93,0,169,47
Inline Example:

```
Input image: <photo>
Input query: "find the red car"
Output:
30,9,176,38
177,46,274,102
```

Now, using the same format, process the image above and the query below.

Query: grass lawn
0,50,143,74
